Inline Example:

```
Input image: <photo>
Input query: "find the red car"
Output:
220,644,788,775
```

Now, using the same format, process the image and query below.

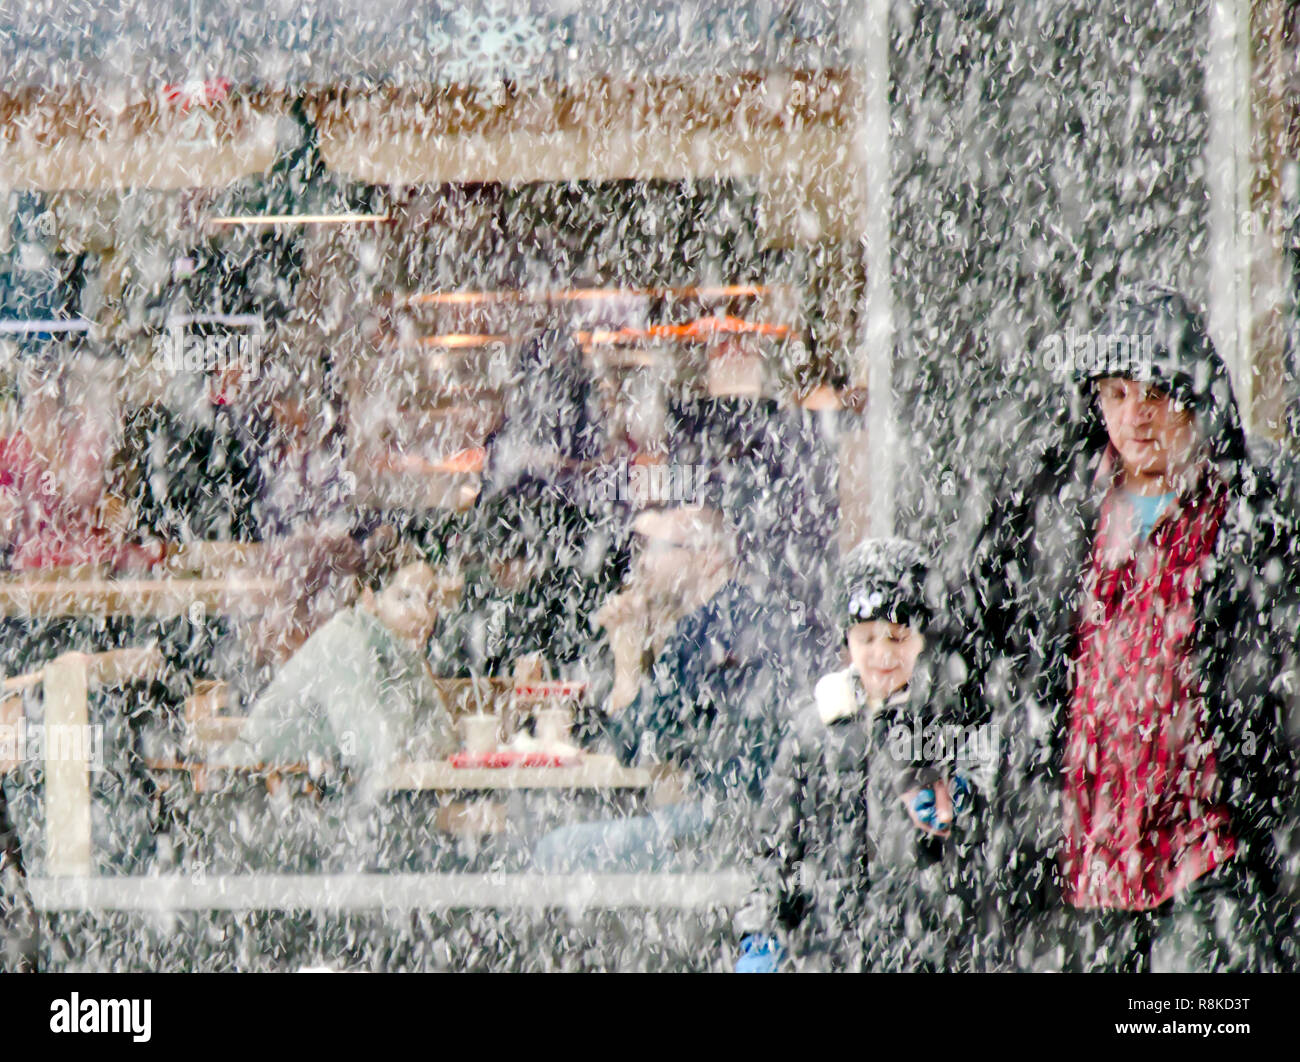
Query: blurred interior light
579,316,793,345
401,284,776,306
415,333,508,348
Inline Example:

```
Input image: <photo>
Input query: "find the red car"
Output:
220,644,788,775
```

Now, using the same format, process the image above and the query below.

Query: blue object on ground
735,934,785,973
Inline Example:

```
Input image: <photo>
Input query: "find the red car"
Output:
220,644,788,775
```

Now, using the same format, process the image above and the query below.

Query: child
225,533,457,795
733,537,975,971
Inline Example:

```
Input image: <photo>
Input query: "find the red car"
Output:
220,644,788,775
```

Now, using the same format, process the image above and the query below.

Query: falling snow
0,0,1297,973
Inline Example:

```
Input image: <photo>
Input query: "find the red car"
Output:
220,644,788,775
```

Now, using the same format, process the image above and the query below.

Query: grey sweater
225,607,456,787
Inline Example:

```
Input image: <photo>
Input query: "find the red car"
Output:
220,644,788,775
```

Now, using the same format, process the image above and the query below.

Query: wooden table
381,754,666,792
382,755,680,836
141,754,679,841
142,754,670,794
144,759,314,796
0,575,280,619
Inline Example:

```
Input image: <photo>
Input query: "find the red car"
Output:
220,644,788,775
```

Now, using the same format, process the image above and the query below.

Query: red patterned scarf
1060,452,1236,910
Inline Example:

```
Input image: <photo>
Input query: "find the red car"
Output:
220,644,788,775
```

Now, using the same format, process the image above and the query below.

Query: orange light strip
578,315,794,346
415,333,510,349
388,320,791,357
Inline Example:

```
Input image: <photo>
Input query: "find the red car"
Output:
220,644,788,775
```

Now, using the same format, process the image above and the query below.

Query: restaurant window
0,3,877,970
0,162,859,887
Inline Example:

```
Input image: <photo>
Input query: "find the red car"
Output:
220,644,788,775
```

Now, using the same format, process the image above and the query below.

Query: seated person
478,328,599,499
255,367,353,539
237,371,363,679
222,533,457,793
0,360,167,678
0,361,162,572
592,542,702,714
113,362,271,545
433,475,630,679
531,501,832,872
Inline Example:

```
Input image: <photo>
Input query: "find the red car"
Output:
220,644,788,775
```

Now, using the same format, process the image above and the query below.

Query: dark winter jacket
737,669,973,970
114,401,269,544
915,321,1300,920
0,783,37,971
433,478,631,677
479,329,600,499
605,579,831,810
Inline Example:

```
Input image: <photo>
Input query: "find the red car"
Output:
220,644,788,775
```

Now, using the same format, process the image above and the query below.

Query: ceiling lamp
190,99,385,320
205,99,386,228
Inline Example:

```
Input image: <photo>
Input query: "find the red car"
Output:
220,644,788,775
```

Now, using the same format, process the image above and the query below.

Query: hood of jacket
1059,284,1251,488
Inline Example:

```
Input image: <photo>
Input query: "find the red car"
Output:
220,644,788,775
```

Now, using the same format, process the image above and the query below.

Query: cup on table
459,713,501,754
512,654,547,684
534,706,572,749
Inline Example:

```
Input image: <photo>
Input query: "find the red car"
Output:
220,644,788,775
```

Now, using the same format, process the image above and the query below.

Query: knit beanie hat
834,536,931,638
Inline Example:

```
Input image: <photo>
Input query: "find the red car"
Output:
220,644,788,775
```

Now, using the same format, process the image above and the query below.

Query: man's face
846,620,923,701
370,562,441,645
1096,377,1198,482
631,506,729,598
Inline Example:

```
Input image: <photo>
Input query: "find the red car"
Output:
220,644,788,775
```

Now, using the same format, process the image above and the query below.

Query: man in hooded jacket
0,784,36,971
913,284,1299,971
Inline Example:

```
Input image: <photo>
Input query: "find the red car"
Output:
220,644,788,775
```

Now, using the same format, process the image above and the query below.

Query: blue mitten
950,773,973,816
734,934,786,973
911,788,952,832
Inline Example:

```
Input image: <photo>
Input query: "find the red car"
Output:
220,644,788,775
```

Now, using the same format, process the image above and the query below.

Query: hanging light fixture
204,99,388,228
187,99,387,321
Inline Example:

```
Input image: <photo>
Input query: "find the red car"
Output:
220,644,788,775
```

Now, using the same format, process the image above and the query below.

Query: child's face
369,562,441,645
846,620,923,701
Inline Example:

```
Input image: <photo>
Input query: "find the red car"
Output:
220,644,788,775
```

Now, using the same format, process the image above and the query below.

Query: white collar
815,667,909,725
